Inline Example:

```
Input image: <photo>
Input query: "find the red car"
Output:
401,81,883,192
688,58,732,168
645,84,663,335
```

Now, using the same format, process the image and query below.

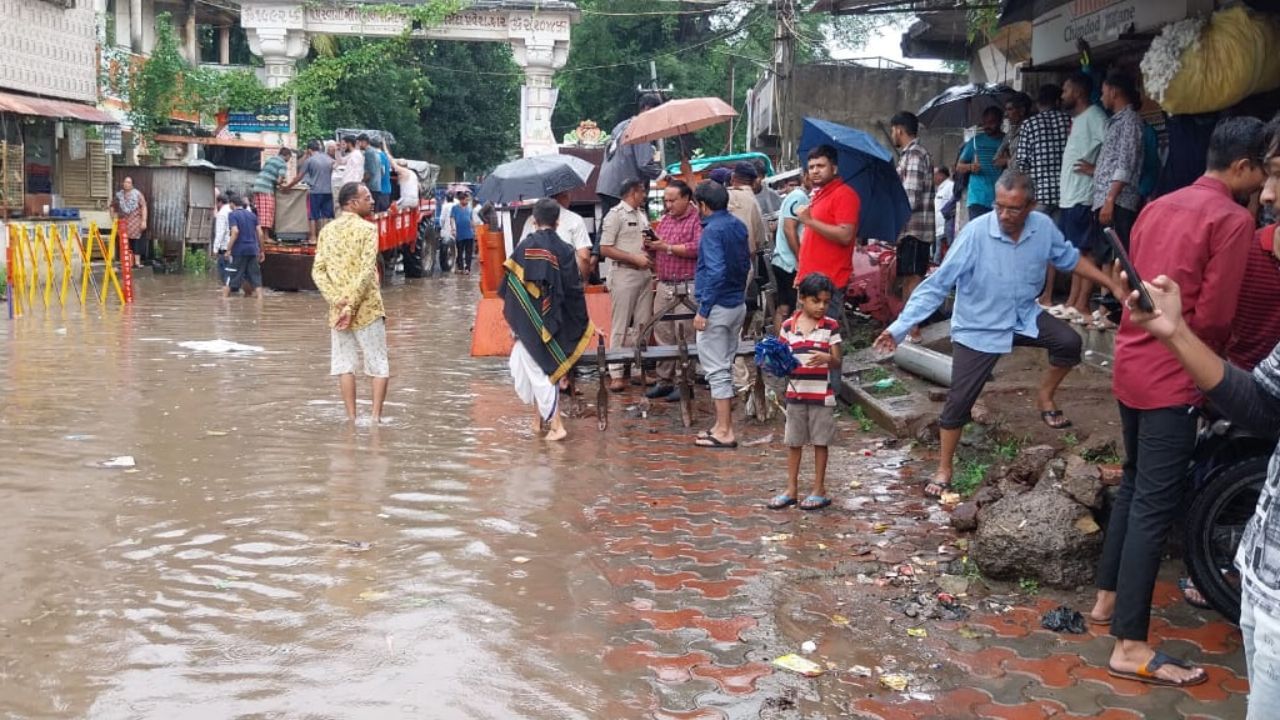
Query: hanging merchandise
1142,6,1280,115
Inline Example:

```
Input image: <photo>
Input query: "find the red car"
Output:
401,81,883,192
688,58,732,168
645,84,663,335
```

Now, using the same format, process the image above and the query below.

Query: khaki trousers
653,280,695,382
607,267,654,379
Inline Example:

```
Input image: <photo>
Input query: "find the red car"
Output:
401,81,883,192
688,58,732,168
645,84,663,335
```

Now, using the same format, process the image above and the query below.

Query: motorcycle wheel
1184,456,1267,623
439,239,456,274
412,220,438,277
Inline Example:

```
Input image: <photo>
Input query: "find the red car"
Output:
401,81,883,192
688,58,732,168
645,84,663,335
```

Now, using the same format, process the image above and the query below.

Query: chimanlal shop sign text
1032,0,1190,64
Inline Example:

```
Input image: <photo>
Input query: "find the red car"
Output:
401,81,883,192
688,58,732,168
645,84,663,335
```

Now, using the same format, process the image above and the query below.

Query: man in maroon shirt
1227,124,1280,372
1090,117,1266,686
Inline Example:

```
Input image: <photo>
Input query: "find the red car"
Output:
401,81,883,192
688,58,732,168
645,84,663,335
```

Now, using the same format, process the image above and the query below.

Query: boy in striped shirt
770,273,843,511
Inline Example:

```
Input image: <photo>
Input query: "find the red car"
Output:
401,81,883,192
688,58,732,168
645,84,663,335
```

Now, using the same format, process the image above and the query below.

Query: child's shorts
785,403,836,447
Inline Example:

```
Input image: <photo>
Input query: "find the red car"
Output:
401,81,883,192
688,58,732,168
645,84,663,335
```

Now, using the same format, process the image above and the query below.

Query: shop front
0,91,118,221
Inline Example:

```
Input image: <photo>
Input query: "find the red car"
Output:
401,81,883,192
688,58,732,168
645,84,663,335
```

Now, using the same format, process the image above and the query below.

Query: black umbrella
476,154,595,205
918,83,1018,128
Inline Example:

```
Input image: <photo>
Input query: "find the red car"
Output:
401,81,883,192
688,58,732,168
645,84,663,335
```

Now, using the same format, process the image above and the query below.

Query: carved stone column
511,39,567,157
246,26,309,89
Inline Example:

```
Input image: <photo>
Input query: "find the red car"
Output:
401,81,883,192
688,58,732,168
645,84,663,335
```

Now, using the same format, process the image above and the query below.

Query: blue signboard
227,105,291,133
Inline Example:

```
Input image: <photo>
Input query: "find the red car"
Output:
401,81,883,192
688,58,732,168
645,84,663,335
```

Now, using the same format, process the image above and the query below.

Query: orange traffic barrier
470,223,613,357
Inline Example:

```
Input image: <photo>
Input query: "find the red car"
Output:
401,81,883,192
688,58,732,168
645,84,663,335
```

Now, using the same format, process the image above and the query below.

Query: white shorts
331,318,389,377
509,340,559,421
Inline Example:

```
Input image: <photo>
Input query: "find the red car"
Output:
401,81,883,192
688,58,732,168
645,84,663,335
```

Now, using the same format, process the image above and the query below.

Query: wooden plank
579,339,757,366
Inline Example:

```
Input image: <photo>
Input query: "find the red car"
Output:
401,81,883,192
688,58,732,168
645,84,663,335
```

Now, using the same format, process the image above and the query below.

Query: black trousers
1096,402,1198,641
939,312,1082,429
456,237,475,271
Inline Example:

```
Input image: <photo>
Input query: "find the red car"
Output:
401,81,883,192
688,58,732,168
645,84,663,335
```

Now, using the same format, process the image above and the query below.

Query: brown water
1,274,755,720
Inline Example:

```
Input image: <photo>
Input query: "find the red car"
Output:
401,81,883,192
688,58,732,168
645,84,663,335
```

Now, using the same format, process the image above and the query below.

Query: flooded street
1,274,703,719
0,275,1252,720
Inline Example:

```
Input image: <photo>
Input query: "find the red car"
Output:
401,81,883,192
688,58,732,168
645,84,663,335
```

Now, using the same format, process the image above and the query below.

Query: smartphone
1102,226,1154,313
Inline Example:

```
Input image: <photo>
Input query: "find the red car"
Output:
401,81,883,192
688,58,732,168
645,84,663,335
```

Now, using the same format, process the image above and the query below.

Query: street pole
639,61,674,168
774,0,797,169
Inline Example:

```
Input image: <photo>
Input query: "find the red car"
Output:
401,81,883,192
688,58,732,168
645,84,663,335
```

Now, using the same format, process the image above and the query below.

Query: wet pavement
0,274,1249,718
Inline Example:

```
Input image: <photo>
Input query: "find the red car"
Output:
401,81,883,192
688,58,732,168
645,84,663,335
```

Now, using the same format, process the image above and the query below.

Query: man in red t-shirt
1227,223,1280,371
795,144,861,322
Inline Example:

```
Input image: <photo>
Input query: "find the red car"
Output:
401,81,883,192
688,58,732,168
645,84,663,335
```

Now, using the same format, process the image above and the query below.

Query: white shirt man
439,197,457,240
213,199,232,254
934,174,954,242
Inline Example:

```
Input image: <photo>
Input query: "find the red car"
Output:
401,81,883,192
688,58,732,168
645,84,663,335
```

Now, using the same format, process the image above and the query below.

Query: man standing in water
312,183,389,424
501,198,596,441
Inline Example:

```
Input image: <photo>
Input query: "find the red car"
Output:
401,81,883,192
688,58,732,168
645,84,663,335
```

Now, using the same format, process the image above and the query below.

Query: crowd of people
237,73,1280,712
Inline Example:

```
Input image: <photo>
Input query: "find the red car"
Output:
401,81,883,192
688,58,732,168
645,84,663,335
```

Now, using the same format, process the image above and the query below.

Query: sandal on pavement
1108,651,1208,687
1048,304,1069,319
695,435,738,449
768,493,798,510
1090,309,1117,331
799,495,832,511
1041,410,1073,430
1063,307,1088,325
1179,578,1212,610
924,477,951,498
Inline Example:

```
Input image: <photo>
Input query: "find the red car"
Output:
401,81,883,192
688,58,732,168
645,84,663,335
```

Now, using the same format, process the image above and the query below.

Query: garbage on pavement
772,653,825,677
1040,605,1087,634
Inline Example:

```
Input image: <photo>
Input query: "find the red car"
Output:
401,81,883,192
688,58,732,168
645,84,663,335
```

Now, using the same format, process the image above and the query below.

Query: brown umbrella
620,97,738,145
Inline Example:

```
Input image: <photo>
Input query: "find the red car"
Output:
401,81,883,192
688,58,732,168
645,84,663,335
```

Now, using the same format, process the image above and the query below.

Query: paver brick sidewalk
579,409,1248,719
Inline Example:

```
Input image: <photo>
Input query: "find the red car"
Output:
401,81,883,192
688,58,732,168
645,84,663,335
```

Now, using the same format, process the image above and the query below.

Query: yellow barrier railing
5,220,133,319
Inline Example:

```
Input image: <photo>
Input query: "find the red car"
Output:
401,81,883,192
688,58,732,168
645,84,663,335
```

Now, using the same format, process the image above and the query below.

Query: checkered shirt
897,139,934,241
653,209,701,282
1013,109,1071,207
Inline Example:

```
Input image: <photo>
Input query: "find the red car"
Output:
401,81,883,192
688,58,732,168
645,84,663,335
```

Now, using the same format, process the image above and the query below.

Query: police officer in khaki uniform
599,178,655,392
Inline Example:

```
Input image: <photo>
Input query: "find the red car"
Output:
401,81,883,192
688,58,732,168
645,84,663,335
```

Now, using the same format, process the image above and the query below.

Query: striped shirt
654,208,701,282
782,313,842,406
1227,225,1280,371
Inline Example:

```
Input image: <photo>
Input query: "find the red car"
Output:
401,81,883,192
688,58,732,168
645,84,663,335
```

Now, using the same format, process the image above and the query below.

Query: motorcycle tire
414,220,439,277
1184,455,1267,623
439,240,456,274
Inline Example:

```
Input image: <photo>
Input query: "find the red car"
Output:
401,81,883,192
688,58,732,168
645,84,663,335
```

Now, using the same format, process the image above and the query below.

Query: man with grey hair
875,169,1123,496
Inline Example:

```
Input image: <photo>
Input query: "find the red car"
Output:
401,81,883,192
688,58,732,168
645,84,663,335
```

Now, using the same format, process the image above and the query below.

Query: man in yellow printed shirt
312,182,389,424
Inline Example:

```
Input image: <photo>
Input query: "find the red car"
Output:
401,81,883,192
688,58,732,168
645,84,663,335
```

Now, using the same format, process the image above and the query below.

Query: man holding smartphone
1089,117,1266,687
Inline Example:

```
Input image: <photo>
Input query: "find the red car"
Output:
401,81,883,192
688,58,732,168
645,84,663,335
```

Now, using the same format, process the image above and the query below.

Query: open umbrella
917,83,1017,128
621,97,737,145
797,117,911,242
476,154,595,205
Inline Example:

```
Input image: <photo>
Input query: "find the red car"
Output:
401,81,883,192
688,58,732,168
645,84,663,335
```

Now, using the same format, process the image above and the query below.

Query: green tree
553,0,887,158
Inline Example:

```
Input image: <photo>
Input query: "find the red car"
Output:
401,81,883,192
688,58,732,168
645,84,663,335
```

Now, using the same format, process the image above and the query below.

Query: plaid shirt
897,139,934,241
1014,109,1071,206
654,209,701,282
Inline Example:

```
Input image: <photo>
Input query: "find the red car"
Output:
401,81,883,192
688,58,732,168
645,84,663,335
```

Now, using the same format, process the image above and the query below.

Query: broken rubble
1060,454,1104,509
949,502,979,532
998,444,1055,485
972,486,1103,588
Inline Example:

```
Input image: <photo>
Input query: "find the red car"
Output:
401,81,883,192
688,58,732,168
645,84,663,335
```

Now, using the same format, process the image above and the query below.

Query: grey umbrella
917,83,1018,128
476,154,595,205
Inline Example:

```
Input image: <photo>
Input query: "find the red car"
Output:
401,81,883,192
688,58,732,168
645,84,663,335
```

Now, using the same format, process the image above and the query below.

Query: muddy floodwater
0,274,803,720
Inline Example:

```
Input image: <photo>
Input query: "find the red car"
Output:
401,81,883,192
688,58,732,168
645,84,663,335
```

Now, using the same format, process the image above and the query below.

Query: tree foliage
553,0,888,157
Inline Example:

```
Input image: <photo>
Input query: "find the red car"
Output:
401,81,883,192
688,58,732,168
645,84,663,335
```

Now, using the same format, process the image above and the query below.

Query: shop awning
0,91,117,124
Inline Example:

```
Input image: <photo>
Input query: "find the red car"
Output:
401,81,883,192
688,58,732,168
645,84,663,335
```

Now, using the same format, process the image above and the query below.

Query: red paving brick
689,661,772,694
968,607,1041,638
951,646,1016,679
974,698,1069,719
1002,653,1085,688
1149,617,1243,654
691,614,757,643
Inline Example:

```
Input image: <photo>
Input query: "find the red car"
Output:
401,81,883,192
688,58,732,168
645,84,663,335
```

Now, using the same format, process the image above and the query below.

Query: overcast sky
828,16,950,73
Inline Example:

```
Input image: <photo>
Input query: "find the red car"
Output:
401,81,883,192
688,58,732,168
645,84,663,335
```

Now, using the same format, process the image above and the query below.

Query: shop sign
1032,0,1190,65
226,105,291,134
103,125,123,155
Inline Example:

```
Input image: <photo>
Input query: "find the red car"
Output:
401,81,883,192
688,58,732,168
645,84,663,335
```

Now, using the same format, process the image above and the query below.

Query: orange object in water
477,225,505,298
471,277,613,358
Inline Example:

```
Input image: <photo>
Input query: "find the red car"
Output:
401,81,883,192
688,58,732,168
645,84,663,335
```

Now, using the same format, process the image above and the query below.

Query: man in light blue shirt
771,175,809,327
875,169,1121,496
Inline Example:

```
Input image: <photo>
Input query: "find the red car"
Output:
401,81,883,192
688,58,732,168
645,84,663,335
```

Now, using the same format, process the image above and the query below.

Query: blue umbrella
798,117,911,242
755,336,799,379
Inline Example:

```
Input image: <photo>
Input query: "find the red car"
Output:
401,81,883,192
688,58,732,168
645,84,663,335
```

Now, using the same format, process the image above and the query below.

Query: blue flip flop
768,493,797,510
800,495,832,511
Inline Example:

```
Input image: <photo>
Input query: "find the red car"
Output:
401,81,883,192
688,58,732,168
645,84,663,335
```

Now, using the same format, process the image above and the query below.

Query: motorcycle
1183,414,1275,622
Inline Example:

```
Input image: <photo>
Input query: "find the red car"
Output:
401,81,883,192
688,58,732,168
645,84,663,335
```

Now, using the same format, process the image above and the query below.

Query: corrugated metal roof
0,91,117,124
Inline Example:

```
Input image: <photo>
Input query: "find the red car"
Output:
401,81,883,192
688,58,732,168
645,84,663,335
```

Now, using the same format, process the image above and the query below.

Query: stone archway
240,1,579,157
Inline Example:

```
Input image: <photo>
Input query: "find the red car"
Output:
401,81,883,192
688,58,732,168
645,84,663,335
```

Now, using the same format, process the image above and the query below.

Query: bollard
893,342,953,387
